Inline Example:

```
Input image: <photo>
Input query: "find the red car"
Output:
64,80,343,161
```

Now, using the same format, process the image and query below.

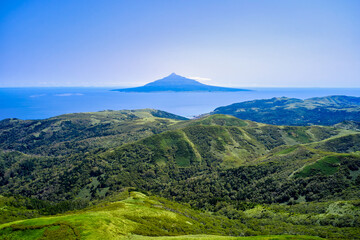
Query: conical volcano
114,73,249,92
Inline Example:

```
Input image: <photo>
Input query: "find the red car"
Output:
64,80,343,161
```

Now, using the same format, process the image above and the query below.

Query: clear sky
1,0,359,87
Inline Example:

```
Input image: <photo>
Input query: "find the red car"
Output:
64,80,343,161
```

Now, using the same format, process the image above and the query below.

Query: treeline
0,194,89,224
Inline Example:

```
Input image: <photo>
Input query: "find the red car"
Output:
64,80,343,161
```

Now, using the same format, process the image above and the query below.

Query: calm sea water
0,87,360,120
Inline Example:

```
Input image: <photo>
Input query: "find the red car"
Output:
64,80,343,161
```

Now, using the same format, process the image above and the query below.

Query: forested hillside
0,111,360,239
212,95,360,126
0,109,186,155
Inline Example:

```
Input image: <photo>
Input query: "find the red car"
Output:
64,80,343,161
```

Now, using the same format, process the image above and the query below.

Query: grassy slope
107,115,360,169
0,192,323,240
128,236,321,240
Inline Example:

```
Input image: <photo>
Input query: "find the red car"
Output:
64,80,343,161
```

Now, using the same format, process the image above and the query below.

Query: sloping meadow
0,112,360,239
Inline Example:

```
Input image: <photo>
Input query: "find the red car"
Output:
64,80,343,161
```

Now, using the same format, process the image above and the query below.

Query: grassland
127,235,322,240
0,192,326,240
295,156,340,178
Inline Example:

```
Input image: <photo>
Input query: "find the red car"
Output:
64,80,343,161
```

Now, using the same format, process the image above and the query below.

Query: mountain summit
113,73,249,92
144,73,204,87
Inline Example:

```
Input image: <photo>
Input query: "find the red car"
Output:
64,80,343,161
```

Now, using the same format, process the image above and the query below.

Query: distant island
113,73,250,92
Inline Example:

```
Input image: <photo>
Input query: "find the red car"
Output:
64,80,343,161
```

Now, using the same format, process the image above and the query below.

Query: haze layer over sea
1,87,360,120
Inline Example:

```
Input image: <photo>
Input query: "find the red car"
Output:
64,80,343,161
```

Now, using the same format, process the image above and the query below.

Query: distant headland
113,73,250,92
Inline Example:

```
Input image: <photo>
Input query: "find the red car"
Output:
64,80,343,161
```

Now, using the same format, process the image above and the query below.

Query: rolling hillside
0,109,186,155
1,114,359,203
1,190,357,239
212,95,360,126
0,112,360,239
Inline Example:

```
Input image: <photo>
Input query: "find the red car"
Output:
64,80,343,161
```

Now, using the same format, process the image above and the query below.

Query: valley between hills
1,96,360,239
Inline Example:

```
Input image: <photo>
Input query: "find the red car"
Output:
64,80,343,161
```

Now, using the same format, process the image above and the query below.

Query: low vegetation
1,191,358,239
0,110,359,239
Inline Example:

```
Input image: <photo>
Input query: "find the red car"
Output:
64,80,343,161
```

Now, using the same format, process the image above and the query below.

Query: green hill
1,112,360,239
1,190,356,239
212,95,360,126
1,114,359,203
0,109,186,156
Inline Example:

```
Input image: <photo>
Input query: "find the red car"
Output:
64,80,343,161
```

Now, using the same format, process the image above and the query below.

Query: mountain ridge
212,95,360,126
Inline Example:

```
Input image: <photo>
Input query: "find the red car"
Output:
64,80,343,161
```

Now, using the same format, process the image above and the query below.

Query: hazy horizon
1,0,360,88
1,87,360,120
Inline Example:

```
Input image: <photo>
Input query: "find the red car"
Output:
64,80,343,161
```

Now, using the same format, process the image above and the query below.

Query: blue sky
0,0,359,87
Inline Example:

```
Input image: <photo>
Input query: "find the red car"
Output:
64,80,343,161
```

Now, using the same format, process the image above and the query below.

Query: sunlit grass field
0,192,323,240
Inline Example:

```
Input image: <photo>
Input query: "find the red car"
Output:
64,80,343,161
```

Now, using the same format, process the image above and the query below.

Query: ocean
1,87,360,120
